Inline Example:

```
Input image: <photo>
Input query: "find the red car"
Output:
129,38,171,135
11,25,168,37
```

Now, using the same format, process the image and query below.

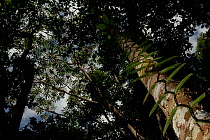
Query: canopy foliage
0,0,210,139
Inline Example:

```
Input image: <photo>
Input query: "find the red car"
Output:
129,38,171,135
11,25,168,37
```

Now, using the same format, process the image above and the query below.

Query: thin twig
38,106,67,117
77,64,145,140
34,81,99,104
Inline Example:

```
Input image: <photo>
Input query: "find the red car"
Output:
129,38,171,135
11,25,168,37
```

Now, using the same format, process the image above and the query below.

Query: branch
103,111,126,136
77,64,145,140
47,53,77,65
37,106,67,117
20,32,35,59
34,81,99,104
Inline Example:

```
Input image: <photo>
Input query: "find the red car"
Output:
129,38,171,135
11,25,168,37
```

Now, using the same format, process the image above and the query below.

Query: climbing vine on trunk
97,14,210,140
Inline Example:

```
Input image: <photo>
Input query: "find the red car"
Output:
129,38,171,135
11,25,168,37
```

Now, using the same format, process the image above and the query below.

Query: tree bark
0,60,9,137
11,59,34,136
7,33,35,137
120,38,210,140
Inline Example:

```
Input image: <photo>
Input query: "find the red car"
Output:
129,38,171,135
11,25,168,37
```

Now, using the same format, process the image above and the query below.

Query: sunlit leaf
125,61,143,71
138,44,152,56
132,73,151,83
190,93,206,108
143,51,158,59
151,57,163,62
135,40,148,51
163,107,177,136
160,63,181,73
143,82,157,104
120,52,130,65
174,73,193,94
149,93,168,116
129,66,147,76
155,56,177,67
166,63,186,83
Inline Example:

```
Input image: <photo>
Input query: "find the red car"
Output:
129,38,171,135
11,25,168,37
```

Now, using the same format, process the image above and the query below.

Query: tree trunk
10,35,35,136
0,60,9,137
11,59,34,136
120,38,210,140
0,34,35,137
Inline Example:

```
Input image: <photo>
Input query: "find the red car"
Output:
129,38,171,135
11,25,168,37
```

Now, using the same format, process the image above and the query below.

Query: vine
125,42,210,135
97,13,210,137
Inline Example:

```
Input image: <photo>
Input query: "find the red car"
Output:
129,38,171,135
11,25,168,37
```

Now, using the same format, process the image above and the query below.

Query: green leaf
149,93,167,116
135,41,148,51
120,52,130,65
132,73,151,83
160,63,181,73
102,32,108,35
143,51,158,59
125,61,143,71
91,8,96,14
152,57,163,62
174,73,193,94
97,24,108,30
143,83,157,104
155,56,177,67
110,20,114,25
129,66,147,75
190,93,206,108
166,63,186,83
138,44,152,56
163,107,177,136
102,14,109,24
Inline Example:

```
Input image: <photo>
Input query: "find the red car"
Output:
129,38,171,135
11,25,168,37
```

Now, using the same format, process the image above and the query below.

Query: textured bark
120,39,210,140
